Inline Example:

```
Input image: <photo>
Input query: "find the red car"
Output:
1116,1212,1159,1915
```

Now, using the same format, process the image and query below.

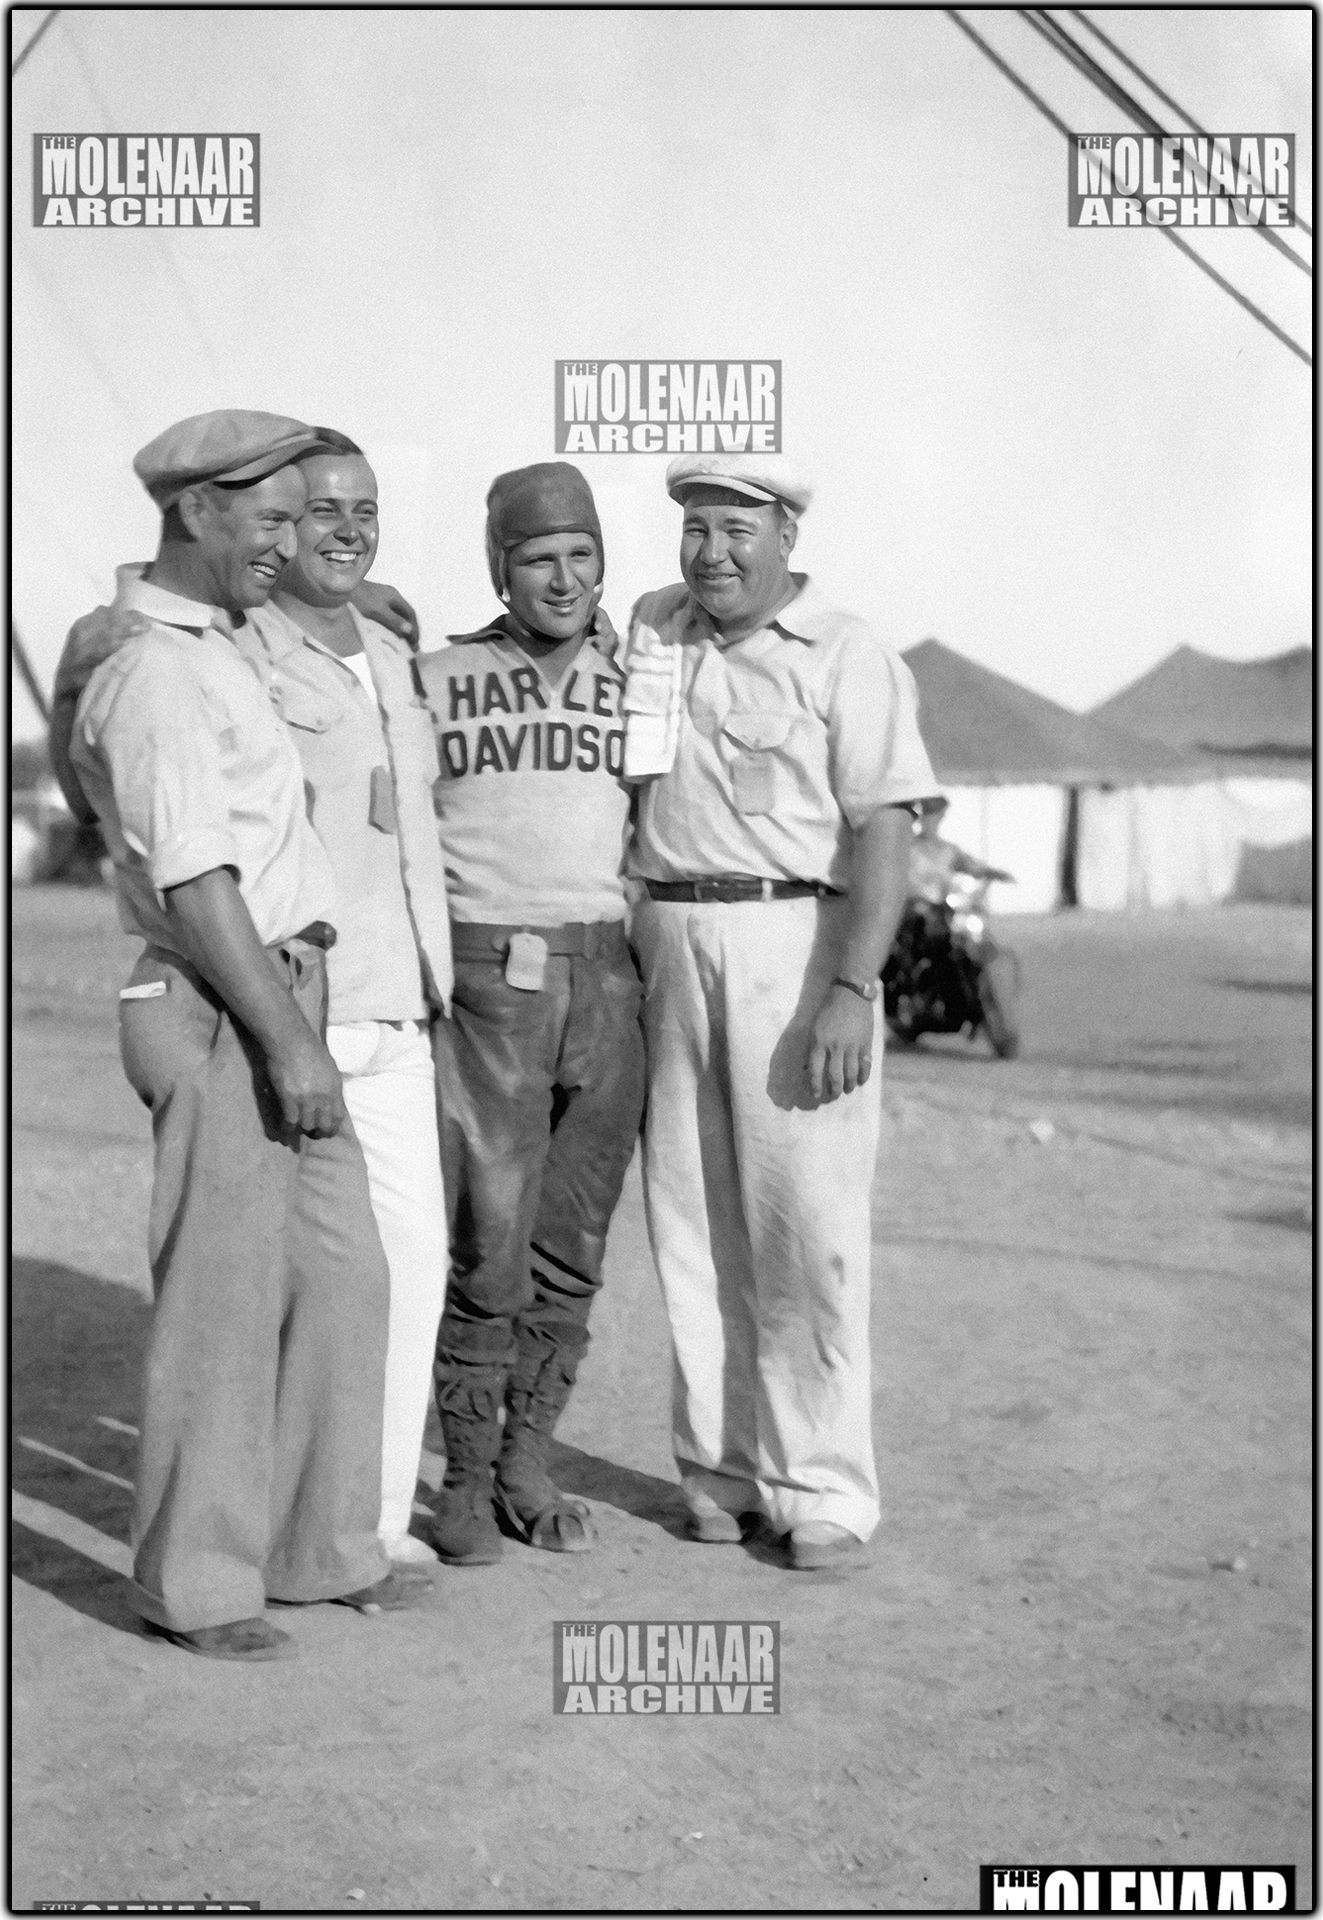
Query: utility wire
11,8,58,76
12,479,114,595
57,13,227,379
945,10,1311,367
12,626,52,725
1022,9,1310,278
1070,7,1312,236
15,245,140,421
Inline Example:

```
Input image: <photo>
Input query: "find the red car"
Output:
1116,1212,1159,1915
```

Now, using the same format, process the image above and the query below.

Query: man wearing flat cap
414,462,645,1566
52,426,453,1573
623,452,939,1571
64,410,429,1658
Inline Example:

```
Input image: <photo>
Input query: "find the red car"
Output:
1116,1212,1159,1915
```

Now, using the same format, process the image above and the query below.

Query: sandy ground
11,887,1312,1914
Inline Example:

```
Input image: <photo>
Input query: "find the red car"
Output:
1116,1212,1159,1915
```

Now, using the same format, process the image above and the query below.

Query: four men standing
60,417,935,1648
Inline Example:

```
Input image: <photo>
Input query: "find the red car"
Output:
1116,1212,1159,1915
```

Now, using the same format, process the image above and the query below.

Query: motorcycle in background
882,870,1022,1058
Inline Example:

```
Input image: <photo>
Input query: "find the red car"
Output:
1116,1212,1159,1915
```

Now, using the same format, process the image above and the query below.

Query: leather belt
450,919,627,960
288,920,337,950
643,878,843,904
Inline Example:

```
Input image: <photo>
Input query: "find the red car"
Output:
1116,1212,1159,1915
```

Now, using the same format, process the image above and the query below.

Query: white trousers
633,896,882,1542
326,1019,448,1549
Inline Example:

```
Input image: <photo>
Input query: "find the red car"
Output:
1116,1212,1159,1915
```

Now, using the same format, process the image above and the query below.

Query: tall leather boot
427,1358,509,1565
495,1287,595,1553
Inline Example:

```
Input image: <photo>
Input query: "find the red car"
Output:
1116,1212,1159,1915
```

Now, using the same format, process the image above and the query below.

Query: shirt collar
769,575,834,643
115,561,235,637
246,597,329,665
682,574,831,648
249,599,391,674
449,607,621,664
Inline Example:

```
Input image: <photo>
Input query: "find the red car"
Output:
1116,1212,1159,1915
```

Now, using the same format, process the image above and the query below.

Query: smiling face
283,453,380,607
178,465,308,609
504,529,601,642
678,486,796,631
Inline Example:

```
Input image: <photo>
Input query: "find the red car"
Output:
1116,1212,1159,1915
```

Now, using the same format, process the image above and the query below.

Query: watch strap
831,973,878,1003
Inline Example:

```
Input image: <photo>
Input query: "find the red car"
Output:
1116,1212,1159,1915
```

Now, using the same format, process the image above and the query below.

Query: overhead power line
1069,8,1312,237
1023,9,1310,278
57,13,227,379
11,8,58,76
15,244,140,422
12,625,52,724
945,9,1311,368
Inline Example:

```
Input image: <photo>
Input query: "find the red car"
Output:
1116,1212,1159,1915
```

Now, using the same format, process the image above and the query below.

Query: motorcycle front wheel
978,956,1020,1059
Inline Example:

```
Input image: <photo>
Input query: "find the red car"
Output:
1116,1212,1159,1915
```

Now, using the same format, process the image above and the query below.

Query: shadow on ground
547,1442,690,1537
11,1256,149,1636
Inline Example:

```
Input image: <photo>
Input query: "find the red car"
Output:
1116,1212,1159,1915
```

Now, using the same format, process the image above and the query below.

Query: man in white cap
64,411,431,1658
622,453,939,1570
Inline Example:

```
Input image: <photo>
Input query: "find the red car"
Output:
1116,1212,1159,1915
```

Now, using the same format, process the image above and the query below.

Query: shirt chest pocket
721,710,797,816
271,682,345,736
269,680,357,796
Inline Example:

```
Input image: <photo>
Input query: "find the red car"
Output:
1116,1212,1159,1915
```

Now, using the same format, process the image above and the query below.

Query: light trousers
120,943,390,1633
633,895,883,1542
327,1019,448,1550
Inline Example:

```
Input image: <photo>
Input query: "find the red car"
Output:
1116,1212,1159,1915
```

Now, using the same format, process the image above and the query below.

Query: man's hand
163,869,346,1138
352,579,419,646
806,984,876,1103
54,605,150,704
264,1025,346,1137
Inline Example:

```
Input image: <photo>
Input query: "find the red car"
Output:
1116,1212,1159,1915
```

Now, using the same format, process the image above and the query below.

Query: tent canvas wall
902,639,1198,914
1082,647,1312,908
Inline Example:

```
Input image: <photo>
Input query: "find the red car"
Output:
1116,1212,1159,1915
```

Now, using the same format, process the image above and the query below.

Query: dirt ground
11,886,1312,1914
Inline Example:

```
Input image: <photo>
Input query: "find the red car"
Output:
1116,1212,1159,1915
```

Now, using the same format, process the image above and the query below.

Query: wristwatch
831,974,879,1003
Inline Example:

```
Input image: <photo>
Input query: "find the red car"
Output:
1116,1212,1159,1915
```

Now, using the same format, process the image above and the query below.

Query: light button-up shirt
626,575,939,889
244,602,453,1021
71,567,336,955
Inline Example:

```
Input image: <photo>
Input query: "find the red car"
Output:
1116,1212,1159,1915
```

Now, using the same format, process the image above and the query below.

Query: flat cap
133,409,334,510
665,452,812,517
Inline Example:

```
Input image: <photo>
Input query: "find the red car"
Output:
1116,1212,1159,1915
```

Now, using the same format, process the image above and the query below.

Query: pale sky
10,6,1312,740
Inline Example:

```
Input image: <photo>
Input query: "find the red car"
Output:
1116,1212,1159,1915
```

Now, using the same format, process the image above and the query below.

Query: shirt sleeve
77,640,241,894
826,626,941,828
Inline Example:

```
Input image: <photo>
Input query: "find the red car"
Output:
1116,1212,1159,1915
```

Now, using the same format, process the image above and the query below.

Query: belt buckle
693,878,720,903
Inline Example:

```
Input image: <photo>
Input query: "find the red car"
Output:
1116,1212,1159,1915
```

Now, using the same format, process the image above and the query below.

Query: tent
1080,647,1312,908
902,639,1197,913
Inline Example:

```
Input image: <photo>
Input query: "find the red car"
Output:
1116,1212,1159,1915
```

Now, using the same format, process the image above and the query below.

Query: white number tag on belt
120,980,167,999
505,931,549,991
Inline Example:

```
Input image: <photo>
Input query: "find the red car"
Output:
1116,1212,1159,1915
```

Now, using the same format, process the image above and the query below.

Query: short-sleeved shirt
70,568,336,954
416,614,630,926
243,600,453,1022
625,576,939,888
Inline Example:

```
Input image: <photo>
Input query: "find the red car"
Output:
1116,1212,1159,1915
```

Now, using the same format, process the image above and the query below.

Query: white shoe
685,1488,757,1544
383,1532,440,1566
788,1522,867,1571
